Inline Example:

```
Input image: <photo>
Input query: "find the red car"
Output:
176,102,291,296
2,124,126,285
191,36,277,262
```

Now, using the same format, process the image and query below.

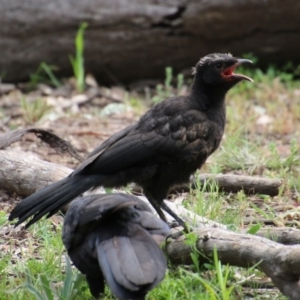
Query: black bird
62,193,170,300
9,53,253,229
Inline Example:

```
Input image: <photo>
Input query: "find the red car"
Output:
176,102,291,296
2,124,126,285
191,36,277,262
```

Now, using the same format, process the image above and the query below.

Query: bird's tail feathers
9,175,103,228
96,231,166,300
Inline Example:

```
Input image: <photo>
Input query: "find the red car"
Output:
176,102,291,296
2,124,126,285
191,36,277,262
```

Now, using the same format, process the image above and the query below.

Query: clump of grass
265,139,300,171
21,96,52,124
212,132,300,176
0,219,92,300
29,63,61,90
185,178,244,229
151,245,240,300
69,22,88,93
24,256,84,300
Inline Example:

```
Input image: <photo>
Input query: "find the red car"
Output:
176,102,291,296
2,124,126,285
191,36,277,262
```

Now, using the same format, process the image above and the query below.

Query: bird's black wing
86,124,136,159
63,193,150,241
73,110,215,176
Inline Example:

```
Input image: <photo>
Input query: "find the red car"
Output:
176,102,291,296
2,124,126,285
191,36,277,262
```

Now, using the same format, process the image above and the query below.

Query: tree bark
244,227,300,246
1,0,300,83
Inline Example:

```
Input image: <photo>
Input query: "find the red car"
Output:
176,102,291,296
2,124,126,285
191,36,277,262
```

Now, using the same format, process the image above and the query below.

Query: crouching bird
62,193,170,300
9,53,253,230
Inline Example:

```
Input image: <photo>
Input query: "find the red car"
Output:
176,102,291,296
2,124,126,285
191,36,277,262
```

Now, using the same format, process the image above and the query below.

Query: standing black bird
9,53,253,228
62,193,170,300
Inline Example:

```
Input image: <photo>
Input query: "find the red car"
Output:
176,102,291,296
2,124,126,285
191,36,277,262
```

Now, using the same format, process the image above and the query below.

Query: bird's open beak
222,59,253,82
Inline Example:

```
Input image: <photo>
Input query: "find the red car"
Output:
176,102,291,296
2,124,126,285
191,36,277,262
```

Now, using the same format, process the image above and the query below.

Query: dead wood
0,129,283,197
243,217,300,227
0,128,82,161
2,0,300,83
0,149,72,197
166,228,300,300
253,227,300,245
171,173,284,196
133,173,284,196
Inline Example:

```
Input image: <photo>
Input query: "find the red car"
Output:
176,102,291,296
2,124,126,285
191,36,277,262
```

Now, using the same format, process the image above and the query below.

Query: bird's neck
191,80,227,109
191,78,227,126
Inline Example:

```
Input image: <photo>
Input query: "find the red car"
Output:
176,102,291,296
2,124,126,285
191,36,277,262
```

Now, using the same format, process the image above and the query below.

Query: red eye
215,63,222,70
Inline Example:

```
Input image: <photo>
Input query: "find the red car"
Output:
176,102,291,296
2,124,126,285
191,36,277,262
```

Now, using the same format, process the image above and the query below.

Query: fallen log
0,149,72,197
170,173,284,196
253,227,300,246
166,227,300,300
2,0,300,83
0,150,283,198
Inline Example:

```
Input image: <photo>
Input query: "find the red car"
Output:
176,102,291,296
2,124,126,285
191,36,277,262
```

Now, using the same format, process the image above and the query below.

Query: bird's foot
168,220,180,229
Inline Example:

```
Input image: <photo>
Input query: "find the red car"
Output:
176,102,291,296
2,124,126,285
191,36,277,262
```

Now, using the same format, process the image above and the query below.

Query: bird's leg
160,202,190,233
144,190,190,232
153,204,167,222
144,191,167,222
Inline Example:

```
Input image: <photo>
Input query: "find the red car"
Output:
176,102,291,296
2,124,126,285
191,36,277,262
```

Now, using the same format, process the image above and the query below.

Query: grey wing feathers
86,124,136,158
97,228,167,299
73,115,197,176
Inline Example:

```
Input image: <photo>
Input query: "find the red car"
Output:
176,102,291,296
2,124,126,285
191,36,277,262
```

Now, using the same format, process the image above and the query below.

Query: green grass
69,22,88,93
151,66,184,104
29,63,61,89
0,219,93,300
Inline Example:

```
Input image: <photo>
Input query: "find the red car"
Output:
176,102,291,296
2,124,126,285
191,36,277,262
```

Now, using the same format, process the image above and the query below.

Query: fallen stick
133,173,284,196
0,149,283,197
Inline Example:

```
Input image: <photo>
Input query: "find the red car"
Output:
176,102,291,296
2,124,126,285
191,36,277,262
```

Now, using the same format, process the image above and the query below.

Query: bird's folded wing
73,127,190,176
86,124,136,159
138,210,171,236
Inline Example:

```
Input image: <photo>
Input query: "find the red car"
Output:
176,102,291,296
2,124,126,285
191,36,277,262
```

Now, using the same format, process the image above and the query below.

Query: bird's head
192,53,253,89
